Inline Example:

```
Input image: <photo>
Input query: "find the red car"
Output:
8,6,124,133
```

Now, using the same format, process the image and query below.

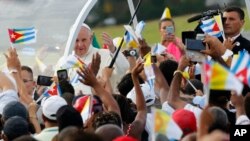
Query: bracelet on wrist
173,70,183,76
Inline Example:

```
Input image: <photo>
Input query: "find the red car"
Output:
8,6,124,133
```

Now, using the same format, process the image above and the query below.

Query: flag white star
11,34,16,39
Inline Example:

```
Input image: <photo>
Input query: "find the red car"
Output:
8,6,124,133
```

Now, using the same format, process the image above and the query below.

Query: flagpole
127,0,138,28
108,0,142,68
186,79,198,92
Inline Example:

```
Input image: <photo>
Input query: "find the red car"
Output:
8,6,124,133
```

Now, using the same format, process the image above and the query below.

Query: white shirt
57,45,129,95
34,127,58,141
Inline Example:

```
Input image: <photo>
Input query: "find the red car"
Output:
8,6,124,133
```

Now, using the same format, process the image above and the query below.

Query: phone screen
57,69,68,81
186,50,205,62
151,55,157,63
166,26,174,34
182,31,196,45
37,75,53,86
186,39,206,51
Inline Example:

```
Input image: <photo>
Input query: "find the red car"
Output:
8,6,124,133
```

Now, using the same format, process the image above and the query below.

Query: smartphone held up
37,75,53,86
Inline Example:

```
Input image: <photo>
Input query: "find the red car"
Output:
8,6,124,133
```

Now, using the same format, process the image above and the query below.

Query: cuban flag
200,18,222,37
231,50,250,86
8,27,37,44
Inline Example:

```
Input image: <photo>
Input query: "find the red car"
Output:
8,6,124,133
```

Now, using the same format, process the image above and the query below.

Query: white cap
81,23,91,31
42,96,67,120
127,83,155,106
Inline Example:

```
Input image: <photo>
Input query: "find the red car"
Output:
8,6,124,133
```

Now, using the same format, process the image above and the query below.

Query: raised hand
77,67,98,87
138,39,151,58
131,61,144,77
178,56,191,71
102,32,116,53
188,64,196,79
4,47,21,71
201,35,226,59
89,53,101,76
223,38,236,50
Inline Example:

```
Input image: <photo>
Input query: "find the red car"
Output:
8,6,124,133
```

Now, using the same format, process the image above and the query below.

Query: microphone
187,14,203,23
187,10,220,23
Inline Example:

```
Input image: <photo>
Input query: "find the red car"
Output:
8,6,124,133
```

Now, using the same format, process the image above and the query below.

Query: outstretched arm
152,63,170,104
129,61,147,139
4,48,33,105
168,56,190,109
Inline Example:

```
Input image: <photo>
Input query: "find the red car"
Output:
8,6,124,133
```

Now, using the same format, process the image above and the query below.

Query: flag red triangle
212,22,220,32
236,68,248,84
48,85,58,96
8,29,23,43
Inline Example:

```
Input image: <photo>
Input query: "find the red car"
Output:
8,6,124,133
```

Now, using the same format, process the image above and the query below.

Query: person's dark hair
56,105,83,132
92,111,122,130
159,60,178,85
59,80,75,95
117,73,144,97
61,92,74,106
159,18,175,29
21,66,33,76
13,135,38,141
113,94,136,124
208,106,229,133
95,124,124,141
209,90,230,107
42,114,57,123
224,6,245,20
2,101,28,122
3,116,29,141
184,79,203,95
58,126,103,141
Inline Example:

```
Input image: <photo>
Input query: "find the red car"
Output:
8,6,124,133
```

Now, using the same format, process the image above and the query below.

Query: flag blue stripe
202,19,215,27
14,36,35,43
13,27,35,31
42,88,50,97
231,51,244,73
57,84,62,96
23,31,35,36
213,32,222,37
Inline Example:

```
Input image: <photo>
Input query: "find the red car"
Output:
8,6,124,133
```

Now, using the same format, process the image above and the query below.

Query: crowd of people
0,5,249,141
